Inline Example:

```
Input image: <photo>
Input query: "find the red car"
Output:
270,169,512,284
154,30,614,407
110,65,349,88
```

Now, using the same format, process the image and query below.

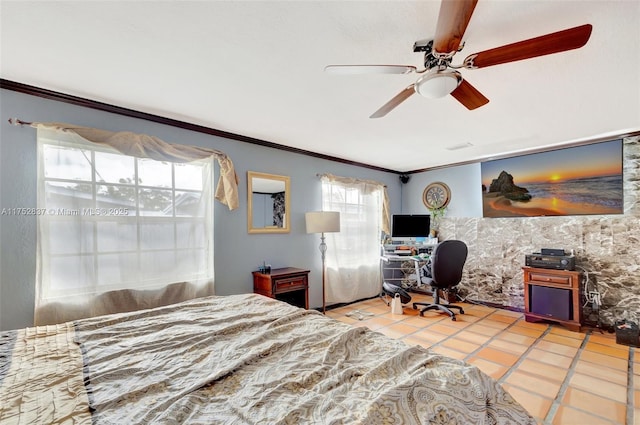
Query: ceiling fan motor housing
413,39,444,71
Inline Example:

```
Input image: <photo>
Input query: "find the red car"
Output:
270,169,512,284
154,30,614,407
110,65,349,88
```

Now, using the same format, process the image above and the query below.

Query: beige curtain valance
34,122,239,210
319,173,391,235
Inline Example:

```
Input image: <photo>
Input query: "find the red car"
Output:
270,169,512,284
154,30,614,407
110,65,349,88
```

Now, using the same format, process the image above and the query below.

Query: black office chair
413,240,468,321
381,281,412,304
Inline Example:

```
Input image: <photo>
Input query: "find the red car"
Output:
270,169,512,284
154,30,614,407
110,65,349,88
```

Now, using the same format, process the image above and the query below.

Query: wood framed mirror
247,171,291,234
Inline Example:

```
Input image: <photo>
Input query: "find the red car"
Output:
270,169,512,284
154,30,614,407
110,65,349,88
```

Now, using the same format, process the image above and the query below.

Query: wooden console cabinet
522,266,583,332
253,267,310,309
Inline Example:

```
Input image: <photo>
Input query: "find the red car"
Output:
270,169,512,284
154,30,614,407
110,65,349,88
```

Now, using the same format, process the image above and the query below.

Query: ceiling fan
325,0,592,118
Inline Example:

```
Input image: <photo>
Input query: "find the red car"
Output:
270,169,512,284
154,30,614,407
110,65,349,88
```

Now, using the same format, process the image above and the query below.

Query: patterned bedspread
0,294,535,424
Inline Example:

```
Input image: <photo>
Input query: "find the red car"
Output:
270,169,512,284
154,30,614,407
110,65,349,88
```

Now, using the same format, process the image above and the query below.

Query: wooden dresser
522,266,583,331
252,267,310,309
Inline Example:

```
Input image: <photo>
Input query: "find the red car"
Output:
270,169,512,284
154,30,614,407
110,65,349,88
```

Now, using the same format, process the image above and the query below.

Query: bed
0,294,535,424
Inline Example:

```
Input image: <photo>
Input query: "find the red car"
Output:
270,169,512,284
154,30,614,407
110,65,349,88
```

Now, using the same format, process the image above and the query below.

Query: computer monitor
391,214,430,242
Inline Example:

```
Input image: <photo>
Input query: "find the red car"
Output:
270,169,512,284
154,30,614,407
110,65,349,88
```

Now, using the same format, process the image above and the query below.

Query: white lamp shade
305,211,340,233
415,70,461,99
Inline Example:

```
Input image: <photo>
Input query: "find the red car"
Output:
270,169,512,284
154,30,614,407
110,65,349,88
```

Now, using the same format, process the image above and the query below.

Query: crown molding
0,78,400,174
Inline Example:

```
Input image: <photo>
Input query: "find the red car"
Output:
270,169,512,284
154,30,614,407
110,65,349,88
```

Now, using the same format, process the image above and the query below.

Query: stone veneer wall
437,136,639,328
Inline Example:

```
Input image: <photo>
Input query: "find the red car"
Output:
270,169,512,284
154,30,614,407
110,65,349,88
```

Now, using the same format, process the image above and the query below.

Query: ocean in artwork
523,174,623,211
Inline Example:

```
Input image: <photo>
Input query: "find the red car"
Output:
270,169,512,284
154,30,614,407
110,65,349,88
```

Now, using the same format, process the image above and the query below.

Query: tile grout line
457,316,545,367
429,309,495,350
383,303,495,348
374,305,507,357
400,312,528,362
491,322,559,423
541,330,591,425
495,322,553,385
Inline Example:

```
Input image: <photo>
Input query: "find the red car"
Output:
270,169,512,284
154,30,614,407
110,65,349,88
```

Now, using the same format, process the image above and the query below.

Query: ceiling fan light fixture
415,70,462,98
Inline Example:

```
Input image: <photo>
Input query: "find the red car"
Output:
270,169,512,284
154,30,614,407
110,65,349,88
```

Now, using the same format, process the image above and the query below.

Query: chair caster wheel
459,308,465,314
451,316,457,321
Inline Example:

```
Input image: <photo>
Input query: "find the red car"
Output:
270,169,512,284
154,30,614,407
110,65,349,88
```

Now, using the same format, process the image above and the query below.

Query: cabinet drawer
275,276,307,293
528,271,571,287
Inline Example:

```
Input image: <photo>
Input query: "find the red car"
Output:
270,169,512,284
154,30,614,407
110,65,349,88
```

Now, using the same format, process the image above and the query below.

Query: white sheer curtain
320,174,390,305
34,125,230,325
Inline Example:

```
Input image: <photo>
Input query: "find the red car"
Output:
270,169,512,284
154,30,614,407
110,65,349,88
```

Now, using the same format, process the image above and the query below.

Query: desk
253,267,310,309
380,253,431,293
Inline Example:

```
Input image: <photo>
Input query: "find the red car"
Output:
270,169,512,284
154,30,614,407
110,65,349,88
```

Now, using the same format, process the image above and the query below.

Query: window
322,183,382,266
321,176,385,303
37,128,213,301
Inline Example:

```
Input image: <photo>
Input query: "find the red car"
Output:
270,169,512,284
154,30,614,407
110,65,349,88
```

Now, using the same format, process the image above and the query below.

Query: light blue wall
401,163,483,218
0,88,402,331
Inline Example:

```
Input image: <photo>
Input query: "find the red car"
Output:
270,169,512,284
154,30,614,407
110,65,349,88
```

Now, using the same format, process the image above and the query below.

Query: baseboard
463,298,524,313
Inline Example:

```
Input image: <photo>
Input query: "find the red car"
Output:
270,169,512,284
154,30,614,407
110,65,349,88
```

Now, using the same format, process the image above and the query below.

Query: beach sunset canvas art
481,139,623,218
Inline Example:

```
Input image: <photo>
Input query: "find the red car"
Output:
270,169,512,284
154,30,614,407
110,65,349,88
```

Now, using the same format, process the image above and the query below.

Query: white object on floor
391,294,403,315
345,310,374,321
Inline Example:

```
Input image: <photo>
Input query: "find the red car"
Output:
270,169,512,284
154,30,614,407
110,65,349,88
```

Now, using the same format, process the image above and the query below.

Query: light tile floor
326,293,638,425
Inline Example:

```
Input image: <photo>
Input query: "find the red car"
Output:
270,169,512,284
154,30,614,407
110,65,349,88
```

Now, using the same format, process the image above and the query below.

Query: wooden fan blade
464,24,593,68
433,0,479,55
450,79,489,110
325,65,416,75
370,85,415,118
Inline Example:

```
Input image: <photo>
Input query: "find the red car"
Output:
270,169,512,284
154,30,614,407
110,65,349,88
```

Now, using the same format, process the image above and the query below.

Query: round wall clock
423,182,451,209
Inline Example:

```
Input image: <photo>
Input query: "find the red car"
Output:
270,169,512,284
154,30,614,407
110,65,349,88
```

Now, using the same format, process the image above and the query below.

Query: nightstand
252,267,310,309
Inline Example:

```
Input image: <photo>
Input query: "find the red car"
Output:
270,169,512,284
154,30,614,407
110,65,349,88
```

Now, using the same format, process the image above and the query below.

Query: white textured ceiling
1,1,639,172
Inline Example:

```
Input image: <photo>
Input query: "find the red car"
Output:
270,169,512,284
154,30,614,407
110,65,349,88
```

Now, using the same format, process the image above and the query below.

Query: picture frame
481,139,623,218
